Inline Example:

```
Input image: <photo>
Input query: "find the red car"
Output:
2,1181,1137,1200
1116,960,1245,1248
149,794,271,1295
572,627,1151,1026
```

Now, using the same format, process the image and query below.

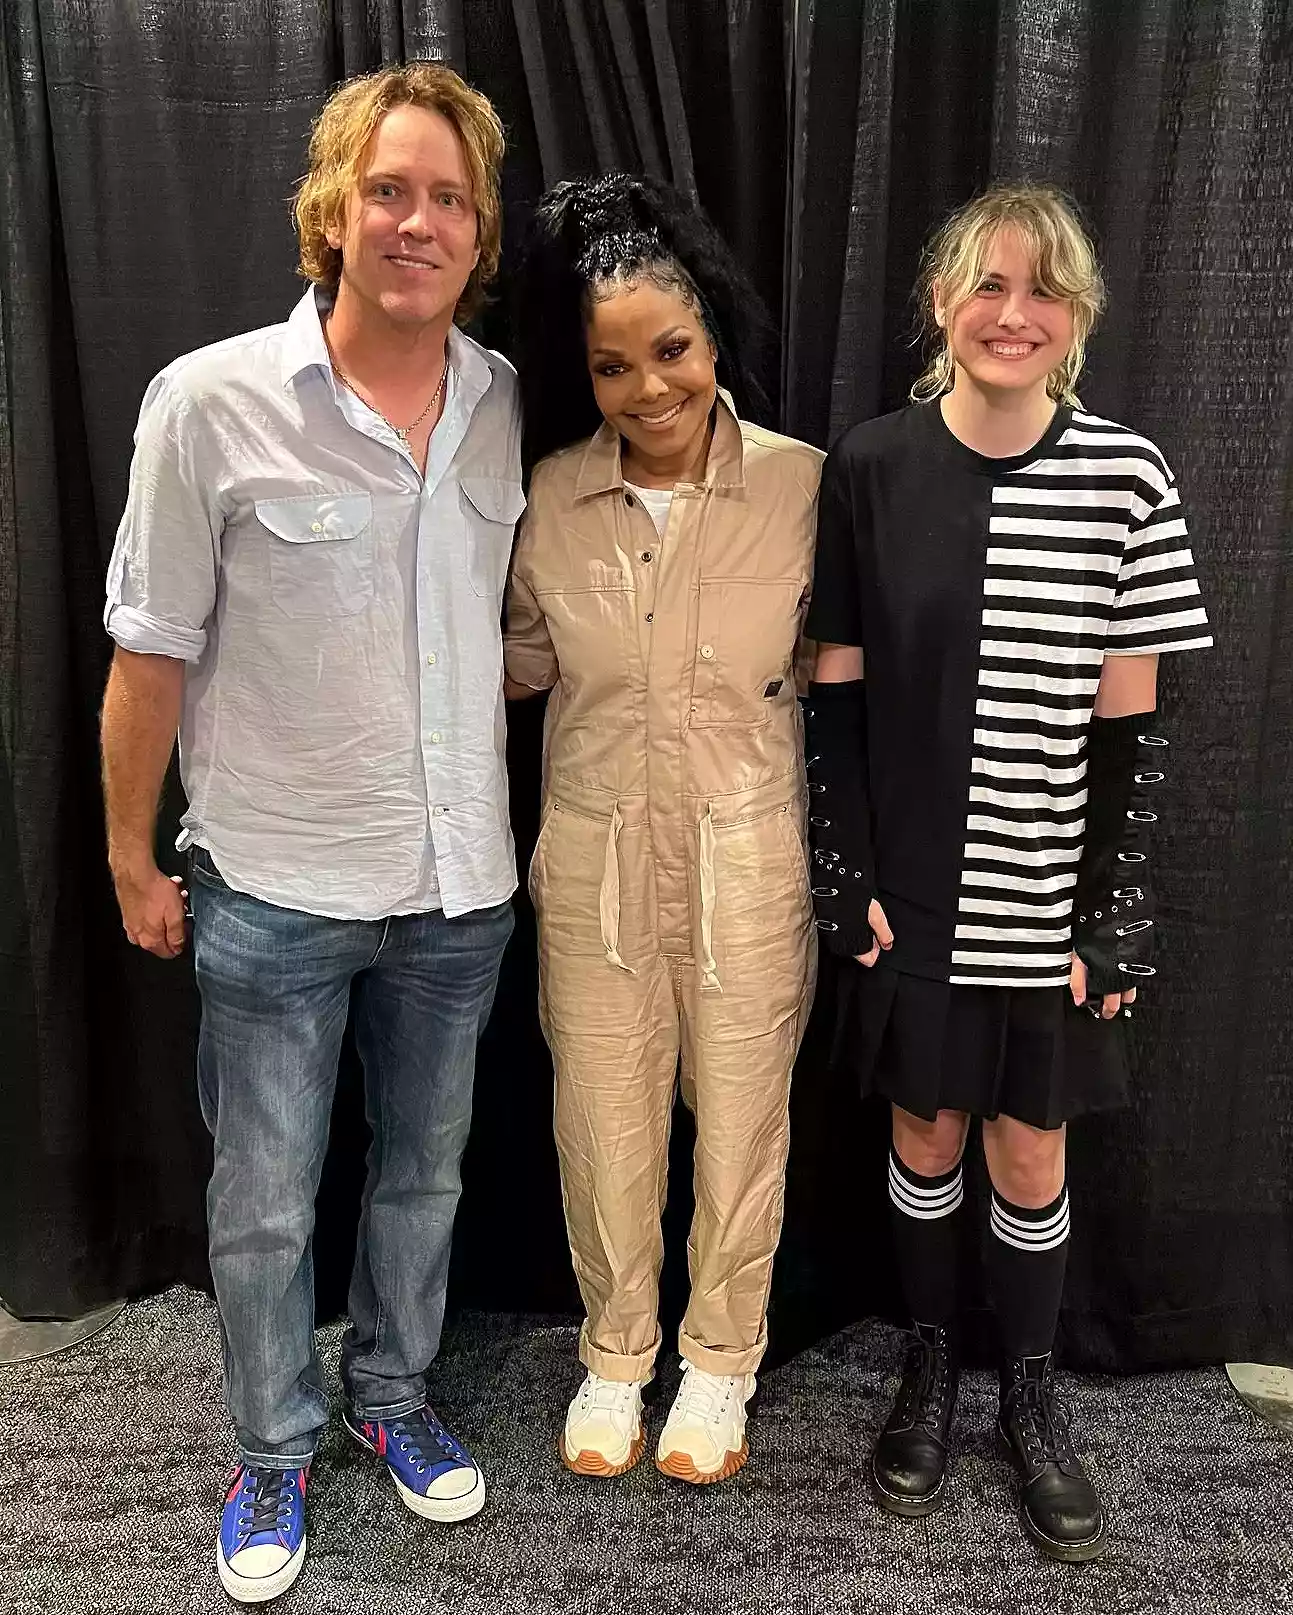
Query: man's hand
857,899,894,967
112,859,188,958
101,647,186,955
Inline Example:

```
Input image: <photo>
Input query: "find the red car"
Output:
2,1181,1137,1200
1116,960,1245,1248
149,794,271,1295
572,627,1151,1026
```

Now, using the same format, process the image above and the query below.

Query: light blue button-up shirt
105,287,523,921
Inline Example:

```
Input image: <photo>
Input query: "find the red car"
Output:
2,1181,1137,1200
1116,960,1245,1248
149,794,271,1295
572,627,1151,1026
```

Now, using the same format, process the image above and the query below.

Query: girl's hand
1070,953,1137,1019
857,900,894,967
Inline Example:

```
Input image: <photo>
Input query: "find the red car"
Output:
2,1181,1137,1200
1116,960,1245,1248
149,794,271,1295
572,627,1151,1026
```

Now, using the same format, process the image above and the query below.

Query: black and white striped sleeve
1105,456,1212,655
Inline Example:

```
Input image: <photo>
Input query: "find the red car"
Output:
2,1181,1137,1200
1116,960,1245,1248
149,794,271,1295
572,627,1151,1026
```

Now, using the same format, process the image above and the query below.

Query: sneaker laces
578,1374,640,1416
672,1366,741,1428
388,1408,462,1476
239,1468,297,1535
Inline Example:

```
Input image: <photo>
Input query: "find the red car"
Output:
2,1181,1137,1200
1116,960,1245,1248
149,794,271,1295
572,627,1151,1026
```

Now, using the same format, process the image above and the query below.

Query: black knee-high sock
888,1147,964,1327
985,1182,1070,1358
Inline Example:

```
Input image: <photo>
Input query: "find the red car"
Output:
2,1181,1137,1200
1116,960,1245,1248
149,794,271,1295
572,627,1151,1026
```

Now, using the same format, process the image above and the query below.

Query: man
101,62,522,1604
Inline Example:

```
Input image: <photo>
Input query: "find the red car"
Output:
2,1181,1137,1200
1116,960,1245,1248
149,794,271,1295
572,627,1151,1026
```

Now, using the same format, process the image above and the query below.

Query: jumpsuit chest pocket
258,493,374,618
537,571,639,729
690,577,806,727
461,476,527,599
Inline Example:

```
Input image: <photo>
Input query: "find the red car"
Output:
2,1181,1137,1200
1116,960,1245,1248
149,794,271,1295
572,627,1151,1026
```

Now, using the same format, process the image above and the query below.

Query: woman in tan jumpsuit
504,176,819,1485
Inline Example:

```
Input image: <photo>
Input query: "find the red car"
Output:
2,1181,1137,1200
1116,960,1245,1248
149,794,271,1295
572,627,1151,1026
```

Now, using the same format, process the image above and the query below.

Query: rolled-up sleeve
503,504,558,692
104,375,223,663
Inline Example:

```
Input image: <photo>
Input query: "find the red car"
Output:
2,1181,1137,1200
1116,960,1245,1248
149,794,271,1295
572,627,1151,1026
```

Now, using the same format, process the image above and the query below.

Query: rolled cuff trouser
534,796,815,1382
189,849,512,1467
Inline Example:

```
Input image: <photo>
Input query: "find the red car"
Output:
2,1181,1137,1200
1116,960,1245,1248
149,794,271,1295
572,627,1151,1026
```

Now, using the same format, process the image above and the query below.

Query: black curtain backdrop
2,0,1290,1372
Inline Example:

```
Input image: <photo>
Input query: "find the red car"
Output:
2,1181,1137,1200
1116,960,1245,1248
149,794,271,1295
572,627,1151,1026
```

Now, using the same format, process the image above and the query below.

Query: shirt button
310,522,323,533
430,731,442,744
641,551,653,563
699,644,715,660
432,805,448,817
426,653,437,666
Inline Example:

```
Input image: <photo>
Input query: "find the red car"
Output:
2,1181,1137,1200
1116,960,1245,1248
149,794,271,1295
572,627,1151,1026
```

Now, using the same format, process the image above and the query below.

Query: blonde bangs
292,63,505,322
911,185,1107,406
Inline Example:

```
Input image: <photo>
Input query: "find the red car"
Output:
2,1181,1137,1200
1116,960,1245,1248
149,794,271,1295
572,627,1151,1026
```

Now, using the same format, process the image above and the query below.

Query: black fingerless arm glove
804,680,876,958
1073,713,1167,997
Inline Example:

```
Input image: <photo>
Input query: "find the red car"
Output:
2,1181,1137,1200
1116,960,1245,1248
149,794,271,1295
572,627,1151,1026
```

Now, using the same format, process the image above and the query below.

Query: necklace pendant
395,426,410,448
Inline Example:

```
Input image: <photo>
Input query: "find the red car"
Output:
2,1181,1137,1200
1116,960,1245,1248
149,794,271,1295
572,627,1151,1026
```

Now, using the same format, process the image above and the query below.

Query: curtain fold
1,0,1290,1370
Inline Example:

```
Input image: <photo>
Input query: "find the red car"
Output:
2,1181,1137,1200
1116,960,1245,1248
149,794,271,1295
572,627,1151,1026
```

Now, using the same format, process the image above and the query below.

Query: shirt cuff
105,602,207,663
503,643,557,691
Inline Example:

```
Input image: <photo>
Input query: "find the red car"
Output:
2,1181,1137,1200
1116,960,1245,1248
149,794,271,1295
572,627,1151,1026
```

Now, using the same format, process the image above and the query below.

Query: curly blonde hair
910,184,1106,406
293,62,505,322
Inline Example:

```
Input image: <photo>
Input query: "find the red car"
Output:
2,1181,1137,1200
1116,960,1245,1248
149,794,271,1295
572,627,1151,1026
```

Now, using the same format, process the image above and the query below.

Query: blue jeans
188,847,513,1469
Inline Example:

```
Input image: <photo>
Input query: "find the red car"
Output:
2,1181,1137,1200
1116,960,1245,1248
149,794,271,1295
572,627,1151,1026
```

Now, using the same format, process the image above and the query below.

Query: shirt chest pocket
691,577,806,727
461,477,527,600
257,493,375,619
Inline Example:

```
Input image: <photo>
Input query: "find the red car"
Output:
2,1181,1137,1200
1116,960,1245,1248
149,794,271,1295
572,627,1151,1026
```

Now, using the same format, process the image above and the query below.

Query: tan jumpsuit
504,394,820,1381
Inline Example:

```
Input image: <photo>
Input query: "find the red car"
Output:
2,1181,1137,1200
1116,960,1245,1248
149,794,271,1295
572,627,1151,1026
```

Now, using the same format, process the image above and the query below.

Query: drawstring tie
599,803,634,974
698,804,722,991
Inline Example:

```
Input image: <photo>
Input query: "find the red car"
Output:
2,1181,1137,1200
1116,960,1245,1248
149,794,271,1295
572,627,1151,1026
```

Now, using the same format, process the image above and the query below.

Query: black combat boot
870,1323,959,1516
998,1352,1107,1562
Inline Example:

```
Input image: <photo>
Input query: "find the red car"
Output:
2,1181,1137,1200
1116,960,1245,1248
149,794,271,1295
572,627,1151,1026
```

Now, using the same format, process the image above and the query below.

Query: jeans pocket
188,844,227,887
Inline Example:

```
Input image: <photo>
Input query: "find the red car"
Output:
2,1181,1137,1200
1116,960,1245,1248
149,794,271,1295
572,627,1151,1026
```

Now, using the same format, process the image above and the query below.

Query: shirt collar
573,386,747,499
280,283,494,413
281,285,334,387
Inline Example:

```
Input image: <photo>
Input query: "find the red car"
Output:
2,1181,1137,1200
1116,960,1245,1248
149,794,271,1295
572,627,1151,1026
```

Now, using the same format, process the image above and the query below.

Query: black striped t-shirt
805,400,1211,988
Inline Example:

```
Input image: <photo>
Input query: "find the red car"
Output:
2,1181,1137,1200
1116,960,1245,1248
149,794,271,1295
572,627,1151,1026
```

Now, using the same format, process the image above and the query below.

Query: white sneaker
656,1362,756,1483
561,1372,647,1476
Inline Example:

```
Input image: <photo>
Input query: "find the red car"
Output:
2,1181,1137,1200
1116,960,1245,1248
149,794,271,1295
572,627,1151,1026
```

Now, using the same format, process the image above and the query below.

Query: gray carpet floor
2,1287,1292,1614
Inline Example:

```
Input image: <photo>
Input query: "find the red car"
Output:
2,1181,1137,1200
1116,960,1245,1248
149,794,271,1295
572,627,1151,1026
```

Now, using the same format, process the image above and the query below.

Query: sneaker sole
344,1414,486,1524
560,1424,646,1478
216,1538,307,1605
389,1465,486,1523
655,1439,748,1485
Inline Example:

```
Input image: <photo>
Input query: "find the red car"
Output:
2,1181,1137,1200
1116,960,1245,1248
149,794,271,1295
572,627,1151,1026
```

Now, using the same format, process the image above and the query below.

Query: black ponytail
512,174,771,470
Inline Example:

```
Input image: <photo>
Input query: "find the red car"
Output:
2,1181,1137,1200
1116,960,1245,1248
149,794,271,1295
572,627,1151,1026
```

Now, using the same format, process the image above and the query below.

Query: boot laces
896,1333,949,1435
1009,1369,1076,1468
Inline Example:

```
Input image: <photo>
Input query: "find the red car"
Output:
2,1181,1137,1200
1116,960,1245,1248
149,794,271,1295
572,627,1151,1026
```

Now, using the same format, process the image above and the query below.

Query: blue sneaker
216,1463,308,1604
344,1403,485,1522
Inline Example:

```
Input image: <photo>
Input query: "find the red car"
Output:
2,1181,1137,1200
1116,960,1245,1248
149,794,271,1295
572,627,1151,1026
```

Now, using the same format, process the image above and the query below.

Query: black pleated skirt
835,958,1131,1131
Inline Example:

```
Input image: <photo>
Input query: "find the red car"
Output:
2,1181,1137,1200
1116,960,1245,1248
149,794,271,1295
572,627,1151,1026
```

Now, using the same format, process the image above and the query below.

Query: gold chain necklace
331,354,450,449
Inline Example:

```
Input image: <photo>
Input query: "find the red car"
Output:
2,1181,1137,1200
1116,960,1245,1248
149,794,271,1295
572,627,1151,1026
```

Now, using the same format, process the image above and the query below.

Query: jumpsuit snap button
641,551,653,562
623,492,633,506
645,612,653,623
699,644,715,660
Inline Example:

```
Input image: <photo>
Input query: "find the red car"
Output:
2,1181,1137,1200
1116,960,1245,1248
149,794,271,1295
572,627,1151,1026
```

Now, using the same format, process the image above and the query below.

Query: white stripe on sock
990,1189,1071,1252
991,1195,1070,1238
889,1157,964,1221
888,1159,964,1205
